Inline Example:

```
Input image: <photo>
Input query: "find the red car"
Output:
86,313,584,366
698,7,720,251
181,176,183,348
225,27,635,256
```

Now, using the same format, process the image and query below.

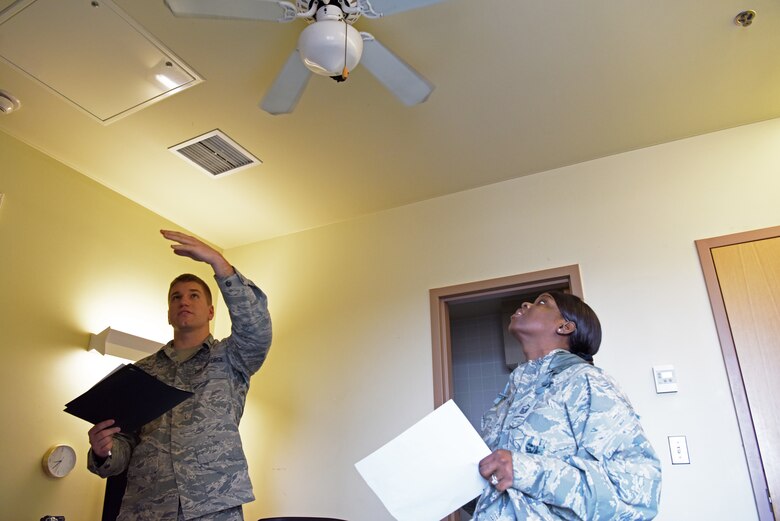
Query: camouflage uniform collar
162,334,215,359
525,348,571,370
547,349,587,375
534,349,587,395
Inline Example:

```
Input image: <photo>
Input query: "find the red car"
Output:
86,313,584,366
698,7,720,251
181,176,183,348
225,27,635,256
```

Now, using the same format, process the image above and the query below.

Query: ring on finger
490,474,499,486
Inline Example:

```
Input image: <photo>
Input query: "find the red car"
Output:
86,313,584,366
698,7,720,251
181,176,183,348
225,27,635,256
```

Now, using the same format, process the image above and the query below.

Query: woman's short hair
168,273,213,305
548,291,602,361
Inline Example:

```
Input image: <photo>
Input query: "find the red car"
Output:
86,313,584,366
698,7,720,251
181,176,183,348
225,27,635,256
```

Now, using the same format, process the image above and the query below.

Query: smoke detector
0,90,21,114
734,10,756,27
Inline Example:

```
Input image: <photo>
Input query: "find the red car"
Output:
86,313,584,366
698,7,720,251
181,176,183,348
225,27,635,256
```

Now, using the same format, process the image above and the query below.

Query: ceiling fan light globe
298,21,363,77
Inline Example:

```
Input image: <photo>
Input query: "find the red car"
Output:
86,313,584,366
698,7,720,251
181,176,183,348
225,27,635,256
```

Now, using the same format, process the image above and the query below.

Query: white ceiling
1,0,778,249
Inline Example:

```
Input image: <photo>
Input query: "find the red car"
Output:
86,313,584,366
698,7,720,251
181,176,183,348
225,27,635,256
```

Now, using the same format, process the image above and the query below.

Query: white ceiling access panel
0,0,202,124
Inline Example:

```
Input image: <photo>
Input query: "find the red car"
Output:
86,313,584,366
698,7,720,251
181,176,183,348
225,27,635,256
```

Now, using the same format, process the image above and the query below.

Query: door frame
429,264,583,407
696,225,780,521
429,265,583,521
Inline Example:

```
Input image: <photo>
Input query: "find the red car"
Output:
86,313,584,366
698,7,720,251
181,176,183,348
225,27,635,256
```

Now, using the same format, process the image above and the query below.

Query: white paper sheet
355,400,491,521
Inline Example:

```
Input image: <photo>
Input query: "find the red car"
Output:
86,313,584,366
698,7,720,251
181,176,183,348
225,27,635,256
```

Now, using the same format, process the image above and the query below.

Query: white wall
223,117,780,520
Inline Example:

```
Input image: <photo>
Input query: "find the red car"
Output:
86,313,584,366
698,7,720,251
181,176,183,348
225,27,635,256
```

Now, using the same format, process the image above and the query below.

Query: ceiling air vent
169,130,261,178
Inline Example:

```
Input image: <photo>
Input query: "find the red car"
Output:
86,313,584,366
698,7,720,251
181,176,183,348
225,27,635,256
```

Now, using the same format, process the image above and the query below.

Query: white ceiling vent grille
169,130,261,178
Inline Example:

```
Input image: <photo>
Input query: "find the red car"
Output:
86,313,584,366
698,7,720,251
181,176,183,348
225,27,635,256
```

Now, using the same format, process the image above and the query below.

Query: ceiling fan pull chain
341,18,350,80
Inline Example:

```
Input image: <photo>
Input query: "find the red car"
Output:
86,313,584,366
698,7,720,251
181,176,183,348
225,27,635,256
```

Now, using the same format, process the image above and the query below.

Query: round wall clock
42,444,77,478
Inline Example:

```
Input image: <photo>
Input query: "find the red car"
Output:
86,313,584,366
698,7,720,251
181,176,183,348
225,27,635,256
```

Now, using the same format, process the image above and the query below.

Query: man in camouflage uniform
475,292,661,520
87,230,273,521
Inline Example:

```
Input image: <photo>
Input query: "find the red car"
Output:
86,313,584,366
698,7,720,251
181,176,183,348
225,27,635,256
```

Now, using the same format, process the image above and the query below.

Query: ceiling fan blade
260,50,312,115
359,33,433,106
165,0,298,22
357,0,451,18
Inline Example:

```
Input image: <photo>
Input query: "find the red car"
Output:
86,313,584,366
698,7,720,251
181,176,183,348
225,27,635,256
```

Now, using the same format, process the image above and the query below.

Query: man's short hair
168,273,212,305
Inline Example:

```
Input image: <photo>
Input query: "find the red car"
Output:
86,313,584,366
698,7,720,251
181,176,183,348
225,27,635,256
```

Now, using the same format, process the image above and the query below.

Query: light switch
668,436,690,465
652,365,678,393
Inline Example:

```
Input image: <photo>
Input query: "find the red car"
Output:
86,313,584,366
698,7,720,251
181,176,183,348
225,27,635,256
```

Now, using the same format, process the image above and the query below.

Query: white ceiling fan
164,0,452,115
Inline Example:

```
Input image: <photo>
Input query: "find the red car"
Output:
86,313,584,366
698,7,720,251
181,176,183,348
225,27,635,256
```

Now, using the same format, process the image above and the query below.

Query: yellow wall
0,131,215,520
3,116,780,520
227,118,780,520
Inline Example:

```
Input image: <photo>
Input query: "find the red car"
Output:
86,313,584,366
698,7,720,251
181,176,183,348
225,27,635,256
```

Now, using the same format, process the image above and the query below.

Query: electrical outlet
668,436,690,465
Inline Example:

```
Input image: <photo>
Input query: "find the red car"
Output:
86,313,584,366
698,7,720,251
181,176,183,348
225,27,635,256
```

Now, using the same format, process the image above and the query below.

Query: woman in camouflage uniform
474,291,661,520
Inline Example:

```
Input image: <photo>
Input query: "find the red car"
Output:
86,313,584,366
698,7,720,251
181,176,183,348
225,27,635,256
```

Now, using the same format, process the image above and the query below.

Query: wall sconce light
89,327,163,361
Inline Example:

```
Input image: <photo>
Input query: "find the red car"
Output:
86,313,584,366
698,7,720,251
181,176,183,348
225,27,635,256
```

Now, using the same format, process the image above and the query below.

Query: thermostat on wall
652,365,678,393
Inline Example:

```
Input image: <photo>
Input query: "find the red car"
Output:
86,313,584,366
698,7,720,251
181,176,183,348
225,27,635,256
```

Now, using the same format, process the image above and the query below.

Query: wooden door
698,227,780,520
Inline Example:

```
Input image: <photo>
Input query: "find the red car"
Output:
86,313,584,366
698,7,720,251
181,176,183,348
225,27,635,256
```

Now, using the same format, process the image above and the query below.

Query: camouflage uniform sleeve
510,370,662,520
216,269,273,378
86,432,138,478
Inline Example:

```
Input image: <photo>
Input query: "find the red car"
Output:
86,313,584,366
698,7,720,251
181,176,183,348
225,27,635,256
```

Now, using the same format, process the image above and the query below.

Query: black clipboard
65,364,193,432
